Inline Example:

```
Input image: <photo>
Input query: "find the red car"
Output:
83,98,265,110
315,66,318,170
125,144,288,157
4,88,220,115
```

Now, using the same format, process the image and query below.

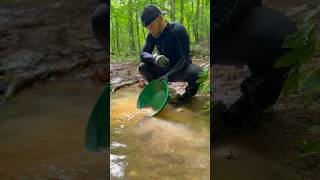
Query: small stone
129,170,138,176
176,108,184,112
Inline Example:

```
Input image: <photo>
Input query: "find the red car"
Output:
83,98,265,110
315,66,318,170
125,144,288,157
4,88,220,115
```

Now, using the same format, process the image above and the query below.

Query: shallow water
110,87,210,179
0,81,107,179
213,141,303,180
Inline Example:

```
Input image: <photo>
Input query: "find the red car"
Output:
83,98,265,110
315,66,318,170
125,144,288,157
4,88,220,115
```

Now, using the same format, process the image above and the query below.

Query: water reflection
111,142,127,149
110,154,126,178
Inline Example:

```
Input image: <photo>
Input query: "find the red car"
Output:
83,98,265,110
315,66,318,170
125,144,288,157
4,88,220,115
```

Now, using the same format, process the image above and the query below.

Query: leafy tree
111,0,210,62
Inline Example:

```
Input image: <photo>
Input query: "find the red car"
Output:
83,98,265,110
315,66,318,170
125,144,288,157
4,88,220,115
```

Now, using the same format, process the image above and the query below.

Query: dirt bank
0,0,107,100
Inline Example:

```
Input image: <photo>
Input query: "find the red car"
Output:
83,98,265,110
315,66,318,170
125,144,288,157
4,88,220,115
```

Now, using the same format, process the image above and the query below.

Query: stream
0,81,107,180
110,87,210,179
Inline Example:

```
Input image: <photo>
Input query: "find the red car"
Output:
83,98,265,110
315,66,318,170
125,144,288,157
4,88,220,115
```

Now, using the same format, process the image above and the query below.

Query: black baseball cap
141,5,165,27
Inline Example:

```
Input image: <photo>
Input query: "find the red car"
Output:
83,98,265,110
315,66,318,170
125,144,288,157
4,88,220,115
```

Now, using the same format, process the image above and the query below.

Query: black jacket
214,0,263,36
140,22,191,74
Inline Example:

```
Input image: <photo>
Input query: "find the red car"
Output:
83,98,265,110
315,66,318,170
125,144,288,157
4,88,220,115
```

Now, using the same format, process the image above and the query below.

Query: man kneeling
139,5,202,105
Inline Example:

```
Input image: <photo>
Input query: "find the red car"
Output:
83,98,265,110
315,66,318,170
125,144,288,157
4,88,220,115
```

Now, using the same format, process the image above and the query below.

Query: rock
129,170,138,176
286,4,308,17
176,108,184,112
111,77,124,86
0,49,43,71
0,14,12,25
137,80,146,88
0,81,7,94
92,67,109,82
60,48,71,56
111,79,138,93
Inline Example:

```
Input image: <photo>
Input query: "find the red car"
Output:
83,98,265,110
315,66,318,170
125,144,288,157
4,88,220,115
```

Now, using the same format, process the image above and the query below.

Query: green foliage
195,64,210,113
110,52,140,63
301,140,320,154
281,70,299,96
1,71,14,83
201,101,210,114
298,126,320,171
301,69,320,113
275,8,320,104
309,126,320,135
111,0,210,61
196,64,210,93
276,9,320,167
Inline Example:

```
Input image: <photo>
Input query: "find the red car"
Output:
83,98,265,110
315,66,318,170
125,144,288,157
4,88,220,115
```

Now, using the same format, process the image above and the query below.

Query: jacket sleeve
140,35,155,63
166,24,190,76
214,0,251,35
92,3,108,52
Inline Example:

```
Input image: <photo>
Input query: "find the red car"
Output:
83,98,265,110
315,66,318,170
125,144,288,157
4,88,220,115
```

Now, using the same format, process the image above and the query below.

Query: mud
0,0,107,99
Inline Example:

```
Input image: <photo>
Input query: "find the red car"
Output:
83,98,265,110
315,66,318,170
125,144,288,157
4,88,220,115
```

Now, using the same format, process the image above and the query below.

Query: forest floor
1,0,320,179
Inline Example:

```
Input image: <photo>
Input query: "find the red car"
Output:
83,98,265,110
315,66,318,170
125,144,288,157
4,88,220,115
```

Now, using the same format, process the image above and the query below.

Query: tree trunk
135,1,141,50
111,18,116,53
115,20,120,52
180,0,184,23
169,0,175,21
128,0,135,52
200,0,205,40
193,0,200,43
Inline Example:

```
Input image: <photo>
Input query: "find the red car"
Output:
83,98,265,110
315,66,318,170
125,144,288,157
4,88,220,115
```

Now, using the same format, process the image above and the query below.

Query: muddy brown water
0,81,107,180
110,87,210,179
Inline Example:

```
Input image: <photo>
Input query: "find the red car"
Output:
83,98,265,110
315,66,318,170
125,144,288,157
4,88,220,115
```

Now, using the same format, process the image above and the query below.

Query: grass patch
110,53,140,63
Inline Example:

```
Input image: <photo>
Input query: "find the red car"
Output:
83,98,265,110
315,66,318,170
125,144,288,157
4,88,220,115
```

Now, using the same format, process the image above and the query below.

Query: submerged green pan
137,79,169,116
84,85,109,151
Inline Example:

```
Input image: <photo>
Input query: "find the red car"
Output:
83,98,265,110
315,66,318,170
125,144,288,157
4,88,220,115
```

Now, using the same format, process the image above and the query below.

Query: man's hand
153,53,169,68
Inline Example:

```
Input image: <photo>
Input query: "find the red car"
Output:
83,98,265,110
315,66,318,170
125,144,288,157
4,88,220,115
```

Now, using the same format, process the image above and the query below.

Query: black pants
214,6,297,117
139,62,202,97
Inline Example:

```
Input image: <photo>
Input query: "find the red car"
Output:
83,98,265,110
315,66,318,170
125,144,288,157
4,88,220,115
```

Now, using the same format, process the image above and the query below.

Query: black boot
226,94,261,120
211,100,227,138
182,83,200,98
212,95,261,144
175,83,200,105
